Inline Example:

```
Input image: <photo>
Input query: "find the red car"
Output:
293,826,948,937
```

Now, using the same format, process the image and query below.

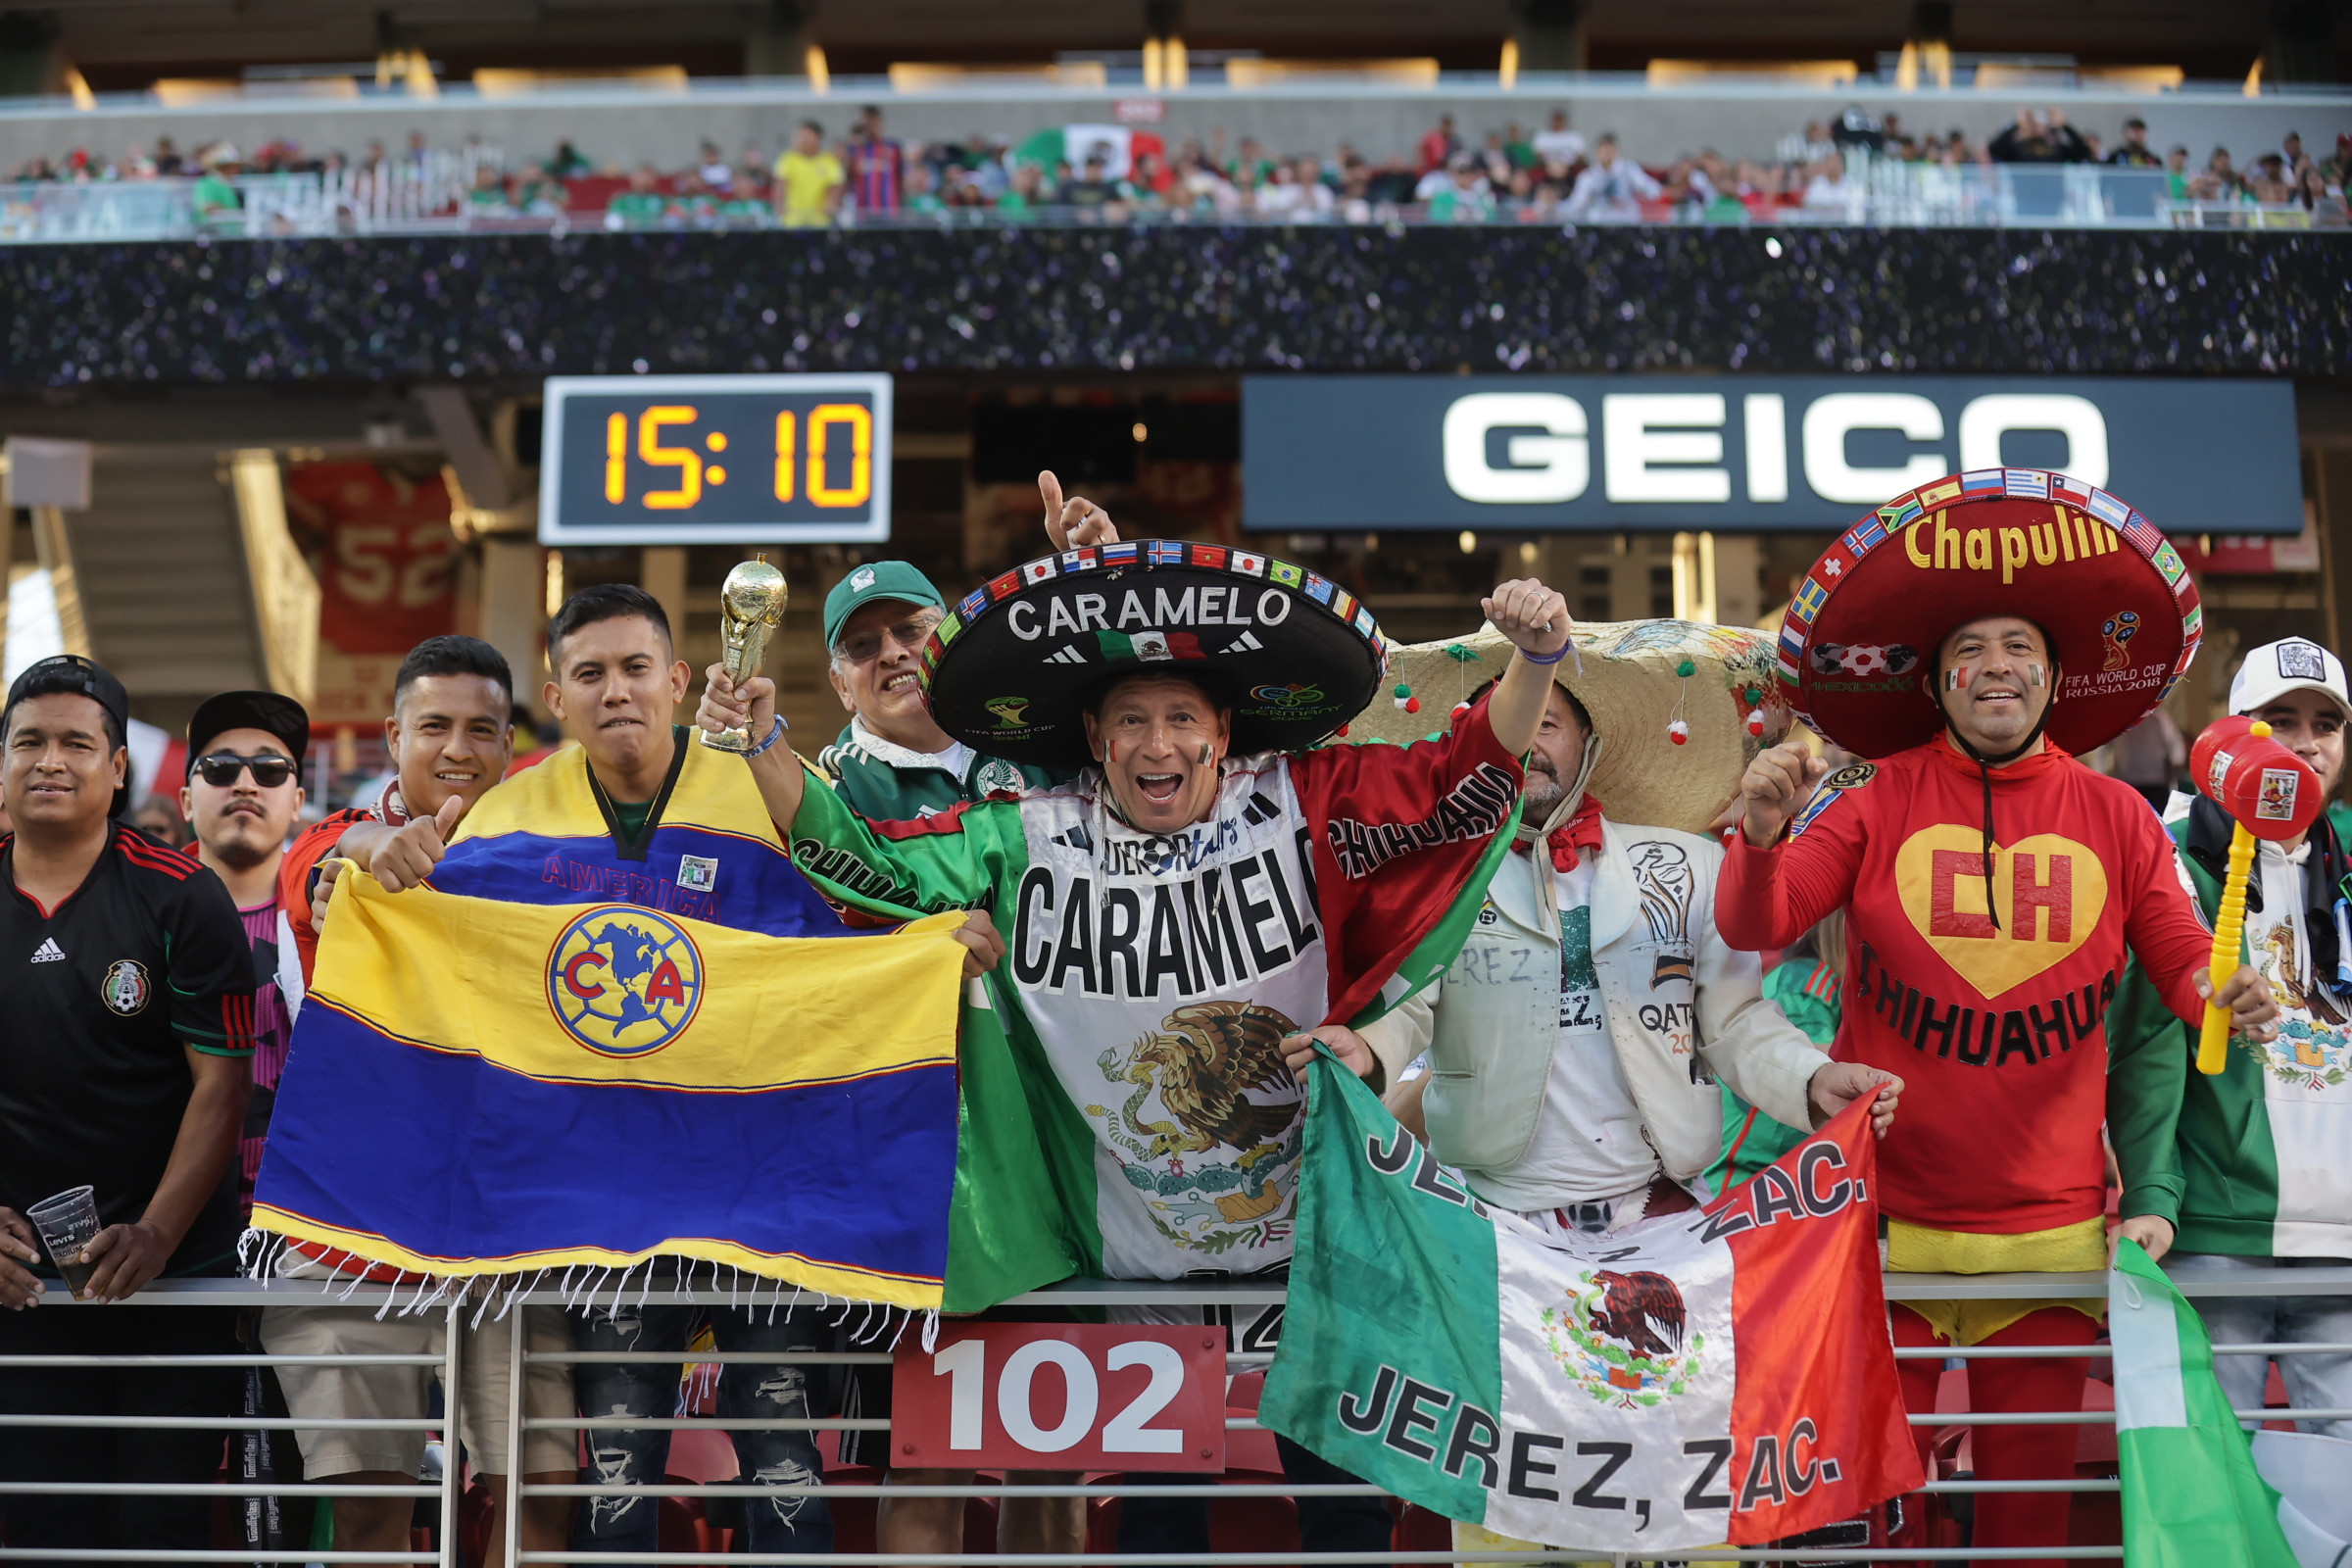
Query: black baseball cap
187,690,310,772
3,655,134,817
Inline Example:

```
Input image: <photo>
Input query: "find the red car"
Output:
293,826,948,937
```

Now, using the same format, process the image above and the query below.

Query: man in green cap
816,555,1065,815
819,483,1089,1561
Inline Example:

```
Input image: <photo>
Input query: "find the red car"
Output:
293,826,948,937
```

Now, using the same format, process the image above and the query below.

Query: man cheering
703,536,1565,1560
1717,470,2277,1564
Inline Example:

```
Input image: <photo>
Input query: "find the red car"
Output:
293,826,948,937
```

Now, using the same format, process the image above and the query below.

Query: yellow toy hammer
2187,716,2322,1073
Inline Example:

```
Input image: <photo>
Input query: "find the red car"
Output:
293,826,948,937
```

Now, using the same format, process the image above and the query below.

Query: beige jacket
1361,816,1829,1184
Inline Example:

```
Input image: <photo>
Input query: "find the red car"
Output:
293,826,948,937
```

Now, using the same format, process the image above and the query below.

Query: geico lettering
1327,762,1518,879
1638,1001,1695,1032
1012,853,1317,1000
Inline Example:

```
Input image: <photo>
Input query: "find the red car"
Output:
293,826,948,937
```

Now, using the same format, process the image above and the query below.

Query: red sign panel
891,1323,1227,1471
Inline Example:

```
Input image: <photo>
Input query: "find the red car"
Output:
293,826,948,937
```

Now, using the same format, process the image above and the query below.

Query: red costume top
1716,736,2210,1234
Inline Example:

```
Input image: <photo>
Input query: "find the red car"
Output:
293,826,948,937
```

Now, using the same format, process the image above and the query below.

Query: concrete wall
7,79,2344,174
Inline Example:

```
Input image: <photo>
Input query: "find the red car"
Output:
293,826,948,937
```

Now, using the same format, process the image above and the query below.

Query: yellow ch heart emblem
1894,825,2109,999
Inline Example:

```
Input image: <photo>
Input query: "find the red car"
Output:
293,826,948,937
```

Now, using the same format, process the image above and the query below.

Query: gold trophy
701,553,789,752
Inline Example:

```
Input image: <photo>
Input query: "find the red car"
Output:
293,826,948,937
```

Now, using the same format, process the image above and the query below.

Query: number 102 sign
891,1324,1228,1471
540,373,892,545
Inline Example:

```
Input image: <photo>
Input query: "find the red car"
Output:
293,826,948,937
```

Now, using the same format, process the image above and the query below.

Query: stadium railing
3,1268,2347,1565
6,163,2345,242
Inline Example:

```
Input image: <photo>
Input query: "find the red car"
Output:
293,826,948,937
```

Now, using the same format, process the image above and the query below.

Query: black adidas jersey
0,824,257,1275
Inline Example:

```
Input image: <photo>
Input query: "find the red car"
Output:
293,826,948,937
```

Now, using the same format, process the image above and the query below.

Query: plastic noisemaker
2187,715,2323,1073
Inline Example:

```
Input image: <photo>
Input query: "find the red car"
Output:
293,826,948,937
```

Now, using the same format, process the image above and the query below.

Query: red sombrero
1776,468,2202,759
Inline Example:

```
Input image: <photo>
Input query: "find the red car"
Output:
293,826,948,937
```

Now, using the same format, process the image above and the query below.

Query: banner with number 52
892,1324,1229,1471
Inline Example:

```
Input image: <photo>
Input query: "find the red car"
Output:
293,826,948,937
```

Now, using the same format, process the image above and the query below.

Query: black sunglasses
193,753,296,789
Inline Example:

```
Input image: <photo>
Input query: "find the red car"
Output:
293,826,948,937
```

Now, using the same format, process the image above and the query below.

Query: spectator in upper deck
844,104,903,215
773,120,842,225
1532,108,1586,171
1559,132,1660,221
2109,117,2162,168
1418,113,1457,172
1989,107,2091,164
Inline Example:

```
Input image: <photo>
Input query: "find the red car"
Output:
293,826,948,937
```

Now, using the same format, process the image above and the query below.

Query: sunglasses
193,753,296,789
836,612,943,665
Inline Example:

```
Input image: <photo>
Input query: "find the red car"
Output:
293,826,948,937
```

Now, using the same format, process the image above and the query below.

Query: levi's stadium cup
701,554,789,753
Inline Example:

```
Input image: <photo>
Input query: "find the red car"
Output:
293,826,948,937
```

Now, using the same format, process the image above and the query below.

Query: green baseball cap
823,561,946,650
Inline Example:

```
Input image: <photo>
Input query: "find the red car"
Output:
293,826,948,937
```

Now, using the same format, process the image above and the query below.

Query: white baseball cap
2230,637,2352,722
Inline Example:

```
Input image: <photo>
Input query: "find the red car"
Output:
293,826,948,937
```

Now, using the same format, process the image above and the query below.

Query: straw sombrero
917,539,1389,769
1345,620,1786,836
1777,468,2202,759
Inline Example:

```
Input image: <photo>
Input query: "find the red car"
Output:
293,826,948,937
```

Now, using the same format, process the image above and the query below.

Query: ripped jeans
569,1303,837,1560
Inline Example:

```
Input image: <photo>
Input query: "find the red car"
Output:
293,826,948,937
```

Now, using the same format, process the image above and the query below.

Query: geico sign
1441,390,2109,506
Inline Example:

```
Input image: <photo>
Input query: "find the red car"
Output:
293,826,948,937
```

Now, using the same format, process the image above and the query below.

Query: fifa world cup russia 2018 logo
2102,611,2139,671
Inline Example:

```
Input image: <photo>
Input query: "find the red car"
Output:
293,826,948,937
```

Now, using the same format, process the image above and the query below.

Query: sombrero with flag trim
1778,467,2202,760
1346,620,1788,837
916,539,1389,770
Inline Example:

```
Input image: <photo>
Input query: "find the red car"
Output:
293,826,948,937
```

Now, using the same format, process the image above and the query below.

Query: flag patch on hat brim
1020,558,1057,585
2086,489,2132,528
2003,469,2051,498
957,587,989,621
1231,552,1268,576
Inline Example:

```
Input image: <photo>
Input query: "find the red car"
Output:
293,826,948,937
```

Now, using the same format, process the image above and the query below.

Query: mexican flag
2109,1241,2298,1568
1260,1060,1922,1555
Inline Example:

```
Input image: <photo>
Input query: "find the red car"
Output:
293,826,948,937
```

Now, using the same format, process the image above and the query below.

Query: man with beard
1311,624,1896,1217
177,691,309,1215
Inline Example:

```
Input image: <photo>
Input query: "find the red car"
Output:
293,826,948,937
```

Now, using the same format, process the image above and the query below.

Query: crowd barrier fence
3,1269,2347,1567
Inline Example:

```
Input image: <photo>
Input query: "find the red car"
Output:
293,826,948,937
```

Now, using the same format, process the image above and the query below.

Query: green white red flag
1260,1058,1922,1554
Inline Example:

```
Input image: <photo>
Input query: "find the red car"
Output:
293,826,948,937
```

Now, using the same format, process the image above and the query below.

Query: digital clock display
539,373,893,544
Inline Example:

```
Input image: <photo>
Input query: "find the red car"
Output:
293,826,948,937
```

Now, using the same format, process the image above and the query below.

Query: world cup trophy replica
700,553,790,752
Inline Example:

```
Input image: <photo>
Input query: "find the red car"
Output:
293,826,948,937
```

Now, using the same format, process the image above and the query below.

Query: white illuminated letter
1441,392,1589,504
1602,393,1730,503
1956,394,2109,488
1801,393,1947,505
1743,393,1788,503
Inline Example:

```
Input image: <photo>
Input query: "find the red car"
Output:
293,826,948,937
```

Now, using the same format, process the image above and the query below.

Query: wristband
1520,643,1572,666
744,715,788,758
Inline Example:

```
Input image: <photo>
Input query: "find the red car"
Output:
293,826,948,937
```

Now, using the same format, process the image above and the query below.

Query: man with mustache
177,690,310,1217
1718,473,2278,1563
704,499,1564,1563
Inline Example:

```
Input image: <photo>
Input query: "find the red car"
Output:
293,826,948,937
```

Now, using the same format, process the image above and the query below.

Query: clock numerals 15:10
603,404,875,511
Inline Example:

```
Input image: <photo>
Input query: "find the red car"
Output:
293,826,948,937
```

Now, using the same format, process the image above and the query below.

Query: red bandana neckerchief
1516,792,1607,872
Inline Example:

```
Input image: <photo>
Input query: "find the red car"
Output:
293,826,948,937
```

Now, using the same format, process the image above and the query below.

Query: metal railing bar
437,1299,460,1568
0,1554,437,1562
0,1494,442,1504
524,1417,891,1430
528,1351,895,1364
1906,1407,2351,1424
503,1548,2131,1562
0,1354,452,1367
1891,1342,2352,1358
0,1416,441,1429
512,1479,2123,1497
44,1266,2352,1307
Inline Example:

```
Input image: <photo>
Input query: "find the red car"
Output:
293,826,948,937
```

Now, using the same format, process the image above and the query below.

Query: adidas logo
30,938,64,963
1221,631,1265,654
1043,645,1088,665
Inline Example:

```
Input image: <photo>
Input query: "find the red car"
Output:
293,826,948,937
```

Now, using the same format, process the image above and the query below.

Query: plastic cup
26,1185,101,1297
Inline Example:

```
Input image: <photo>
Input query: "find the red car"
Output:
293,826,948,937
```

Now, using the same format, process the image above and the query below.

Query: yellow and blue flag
252,743,973,1310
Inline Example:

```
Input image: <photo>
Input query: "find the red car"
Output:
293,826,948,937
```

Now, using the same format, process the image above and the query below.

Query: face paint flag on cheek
1774,467,2200,760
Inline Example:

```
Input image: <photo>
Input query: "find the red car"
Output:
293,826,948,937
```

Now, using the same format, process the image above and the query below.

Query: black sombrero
918,539,1389,770
1776,467,2202,759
